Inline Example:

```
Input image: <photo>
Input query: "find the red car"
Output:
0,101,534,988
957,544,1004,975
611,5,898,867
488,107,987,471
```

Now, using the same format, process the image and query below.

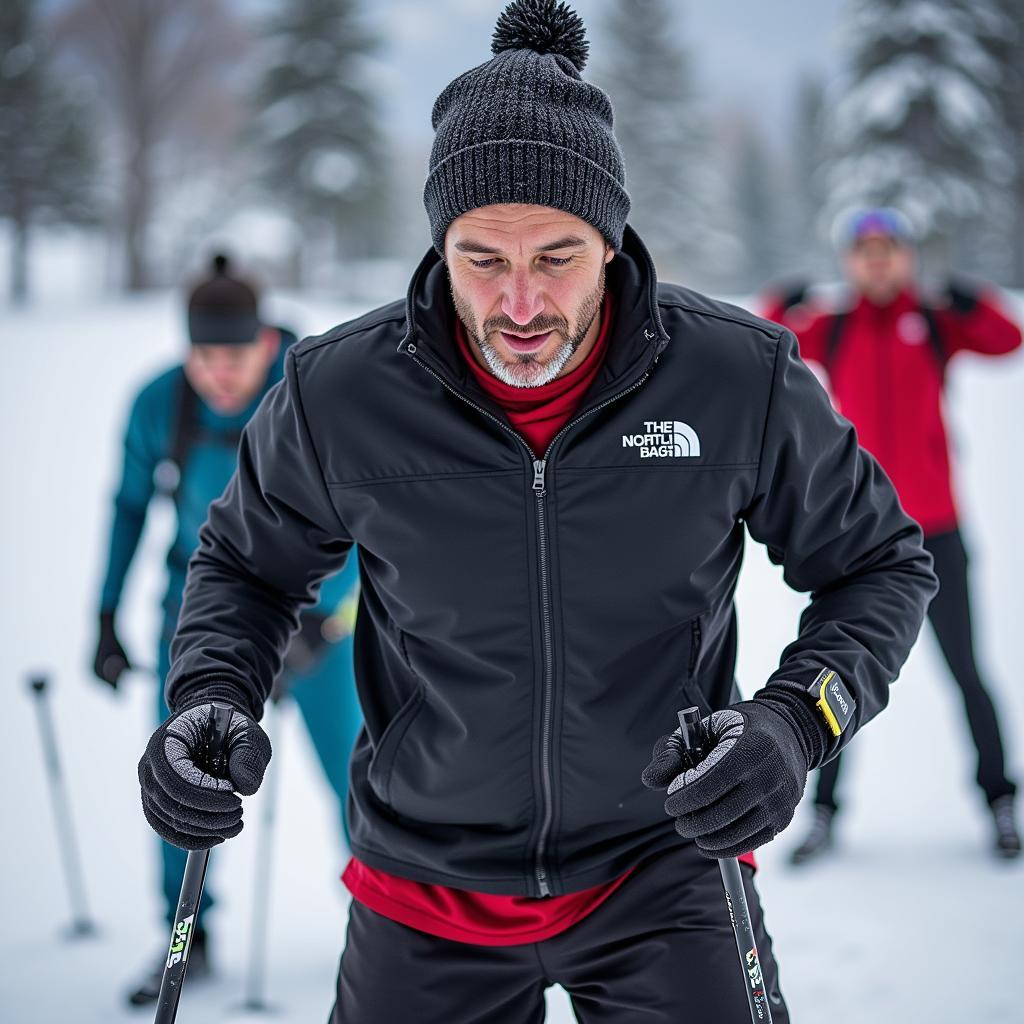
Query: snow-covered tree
596,0,735,288
54,0,247,291
249,0,391,282
729,118,784,294
0,0,97,302
789,73,833,272
827,0,1011,267
989,0,1024,285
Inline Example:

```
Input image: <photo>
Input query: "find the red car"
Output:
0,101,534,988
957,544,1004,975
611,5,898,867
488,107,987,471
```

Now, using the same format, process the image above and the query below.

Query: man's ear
259,327,281,360
604,244,615,265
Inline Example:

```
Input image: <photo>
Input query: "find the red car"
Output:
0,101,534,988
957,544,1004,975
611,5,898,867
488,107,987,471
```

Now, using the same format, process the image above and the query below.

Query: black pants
815,528,1016,811
329,842,789,1023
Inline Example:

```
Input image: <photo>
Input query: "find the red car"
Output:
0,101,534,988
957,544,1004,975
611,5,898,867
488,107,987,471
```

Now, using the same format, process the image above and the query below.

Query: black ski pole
27,674,97,939
154,703,234,1024
240,700,283,1013
670,707,773,1024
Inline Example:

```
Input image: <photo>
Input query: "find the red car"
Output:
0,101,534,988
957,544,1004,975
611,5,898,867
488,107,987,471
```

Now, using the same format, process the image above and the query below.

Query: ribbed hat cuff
424,139,629,255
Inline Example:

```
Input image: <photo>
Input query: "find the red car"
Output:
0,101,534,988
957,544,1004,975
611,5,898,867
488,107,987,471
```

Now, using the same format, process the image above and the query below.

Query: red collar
454,295,614,456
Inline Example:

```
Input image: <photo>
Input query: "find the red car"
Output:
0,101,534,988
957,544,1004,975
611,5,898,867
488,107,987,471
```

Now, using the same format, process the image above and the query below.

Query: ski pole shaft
673,707,773,1024
242,701,282,1011
28,675,96,937
154,704,234,1024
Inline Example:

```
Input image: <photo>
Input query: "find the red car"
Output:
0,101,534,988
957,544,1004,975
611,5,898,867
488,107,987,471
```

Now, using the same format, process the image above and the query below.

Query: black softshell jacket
167,227,937,897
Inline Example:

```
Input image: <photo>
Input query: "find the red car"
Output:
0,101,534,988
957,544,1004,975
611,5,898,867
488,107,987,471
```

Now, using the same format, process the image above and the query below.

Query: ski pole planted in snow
27,674,97,939
154,703,233,1024
670,707,773,1024
240,700,283,1013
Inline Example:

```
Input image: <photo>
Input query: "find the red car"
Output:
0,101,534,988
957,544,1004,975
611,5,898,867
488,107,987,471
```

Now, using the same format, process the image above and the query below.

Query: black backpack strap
918,304,947,379
166,368,201,502
823,311,849,375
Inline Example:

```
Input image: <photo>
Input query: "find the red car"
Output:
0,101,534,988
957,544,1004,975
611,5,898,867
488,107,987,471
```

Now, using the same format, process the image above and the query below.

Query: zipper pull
532,459,547,494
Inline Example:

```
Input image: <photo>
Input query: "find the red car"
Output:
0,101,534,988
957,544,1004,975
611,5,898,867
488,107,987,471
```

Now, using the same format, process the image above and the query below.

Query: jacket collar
397,224,669,401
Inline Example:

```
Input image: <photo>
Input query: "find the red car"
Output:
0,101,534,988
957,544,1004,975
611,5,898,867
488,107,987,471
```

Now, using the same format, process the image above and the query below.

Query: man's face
445,205,614,388
185,328,280,414
844,234,915,306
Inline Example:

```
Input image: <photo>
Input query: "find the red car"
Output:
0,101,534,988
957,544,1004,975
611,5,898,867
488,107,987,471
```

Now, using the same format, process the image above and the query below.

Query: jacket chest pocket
367,681,426,805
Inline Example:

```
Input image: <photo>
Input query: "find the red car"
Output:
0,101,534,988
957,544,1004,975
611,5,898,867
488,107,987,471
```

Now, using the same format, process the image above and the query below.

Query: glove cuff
752,681,834,772
171,679,260,722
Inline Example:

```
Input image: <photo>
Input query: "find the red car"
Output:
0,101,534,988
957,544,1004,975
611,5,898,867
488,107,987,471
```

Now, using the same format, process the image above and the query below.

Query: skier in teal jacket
92,254,362,1006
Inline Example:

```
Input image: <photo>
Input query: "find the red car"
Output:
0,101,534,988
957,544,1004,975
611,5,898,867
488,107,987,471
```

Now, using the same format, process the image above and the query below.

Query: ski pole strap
153,704,233,1024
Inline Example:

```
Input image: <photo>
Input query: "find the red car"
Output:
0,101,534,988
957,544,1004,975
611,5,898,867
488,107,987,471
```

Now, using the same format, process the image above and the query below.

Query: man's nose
501,270,544,326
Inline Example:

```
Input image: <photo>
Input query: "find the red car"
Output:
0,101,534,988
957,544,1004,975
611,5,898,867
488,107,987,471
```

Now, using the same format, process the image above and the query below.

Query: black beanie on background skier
186,253,262,347
138,702,272,850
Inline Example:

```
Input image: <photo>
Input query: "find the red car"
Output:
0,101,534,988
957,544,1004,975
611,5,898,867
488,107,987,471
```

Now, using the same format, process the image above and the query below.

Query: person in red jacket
763,207,1022,862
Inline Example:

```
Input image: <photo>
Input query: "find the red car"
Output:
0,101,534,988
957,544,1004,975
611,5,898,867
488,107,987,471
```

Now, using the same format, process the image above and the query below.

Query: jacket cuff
170,677,262,722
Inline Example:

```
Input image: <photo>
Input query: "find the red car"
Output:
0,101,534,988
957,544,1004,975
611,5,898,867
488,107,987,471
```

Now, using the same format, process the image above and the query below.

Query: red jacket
762,288,1021,536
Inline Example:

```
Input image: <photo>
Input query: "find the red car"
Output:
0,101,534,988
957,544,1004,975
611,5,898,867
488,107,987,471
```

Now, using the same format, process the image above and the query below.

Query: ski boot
126,927,210,1007
788,805,835,866
990,796,1021,860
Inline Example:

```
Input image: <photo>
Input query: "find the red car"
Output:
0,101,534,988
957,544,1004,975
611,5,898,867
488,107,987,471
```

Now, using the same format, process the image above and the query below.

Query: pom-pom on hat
186,253,262,346
424,0,630,254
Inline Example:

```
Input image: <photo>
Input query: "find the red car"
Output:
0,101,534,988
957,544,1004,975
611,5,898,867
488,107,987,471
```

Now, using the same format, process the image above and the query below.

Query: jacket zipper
407,343,657,896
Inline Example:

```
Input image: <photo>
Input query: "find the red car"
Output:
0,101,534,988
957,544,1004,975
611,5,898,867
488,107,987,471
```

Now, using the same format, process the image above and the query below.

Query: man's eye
542,256,573,267
469,258,499,268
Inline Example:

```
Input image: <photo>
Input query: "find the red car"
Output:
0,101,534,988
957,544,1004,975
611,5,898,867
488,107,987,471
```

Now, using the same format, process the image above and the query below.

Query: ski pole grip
202,704,233,778
666,706,706,771
676,707,703,754
29,675,48,695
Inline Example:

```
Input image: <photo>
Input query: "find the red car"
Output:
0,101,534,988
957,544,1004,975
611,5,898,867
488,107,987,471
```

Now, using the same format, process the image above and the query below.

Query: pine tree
249,0,391,283
0,0,97,302
827,0,1011,272
597,0,734,287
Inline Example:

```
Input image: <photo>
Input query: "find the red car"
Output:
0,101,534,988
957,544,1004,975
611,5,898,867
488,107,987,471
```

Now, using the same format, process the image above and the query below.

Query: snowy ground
1,289,1022,1023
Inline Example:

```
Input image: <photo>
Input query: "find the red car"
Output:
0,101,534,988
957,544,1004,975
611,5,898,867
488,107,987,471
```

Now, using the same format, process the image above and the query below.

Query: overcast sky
369,0,848,144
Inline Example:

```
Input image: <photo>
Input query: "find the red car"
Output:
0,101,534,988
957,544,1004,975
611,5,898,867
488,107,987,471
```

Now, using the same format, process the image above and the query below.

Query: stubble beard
452,265,606,389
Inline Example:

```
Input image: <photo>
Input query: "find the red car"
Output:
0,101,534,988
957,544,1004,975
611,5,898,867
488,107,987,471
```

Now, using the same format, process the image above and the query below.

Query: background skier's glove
773,279,810,313
92,610,130,689
944,278,980,315
641,686,830,859
138,702,271,850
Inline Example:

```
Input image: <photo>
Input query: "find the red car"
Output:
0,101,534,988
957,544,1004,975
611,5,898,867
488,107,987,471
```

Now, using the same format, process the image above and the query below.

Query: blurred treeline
1,0,1023,303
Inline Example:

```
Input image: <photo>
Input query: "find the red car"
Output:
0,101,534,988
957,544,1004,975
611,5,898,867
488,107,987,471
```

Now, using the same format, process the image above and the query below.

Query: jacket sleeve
742,329,938,755
98,383,163,613
166,348,353,719
939,289,1022,359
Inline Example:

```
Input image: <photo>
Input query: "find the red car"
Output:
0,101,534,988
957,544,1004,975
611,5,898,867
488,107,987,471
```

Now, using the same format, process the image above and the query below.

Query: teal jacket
99,333,357,627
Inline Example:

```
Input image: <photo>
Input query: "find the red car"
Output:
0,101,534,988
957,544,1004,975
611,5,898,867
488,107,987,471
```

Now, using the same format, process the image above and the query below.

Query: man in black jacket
137,2,937,1020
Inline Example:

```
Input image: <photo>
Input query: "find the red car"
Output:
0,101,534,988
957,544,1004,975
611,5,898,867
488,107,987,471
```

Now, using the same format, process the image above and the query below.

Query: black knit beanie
424,0,630,254
186,254,261,346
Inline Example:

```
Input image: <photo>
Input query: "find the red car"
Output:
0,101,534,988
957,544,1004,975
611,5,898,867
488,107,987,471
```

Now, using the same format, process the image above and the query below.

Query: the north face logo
622,420,701,458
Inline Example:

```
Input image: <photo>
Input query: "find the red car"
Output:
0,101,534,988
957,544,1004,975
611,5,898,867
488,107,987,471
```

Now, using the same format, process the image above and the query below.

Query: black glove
642,688,829,859
138,701,271,850
93,610,130,689
775,280,810,312
944,279,980,315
